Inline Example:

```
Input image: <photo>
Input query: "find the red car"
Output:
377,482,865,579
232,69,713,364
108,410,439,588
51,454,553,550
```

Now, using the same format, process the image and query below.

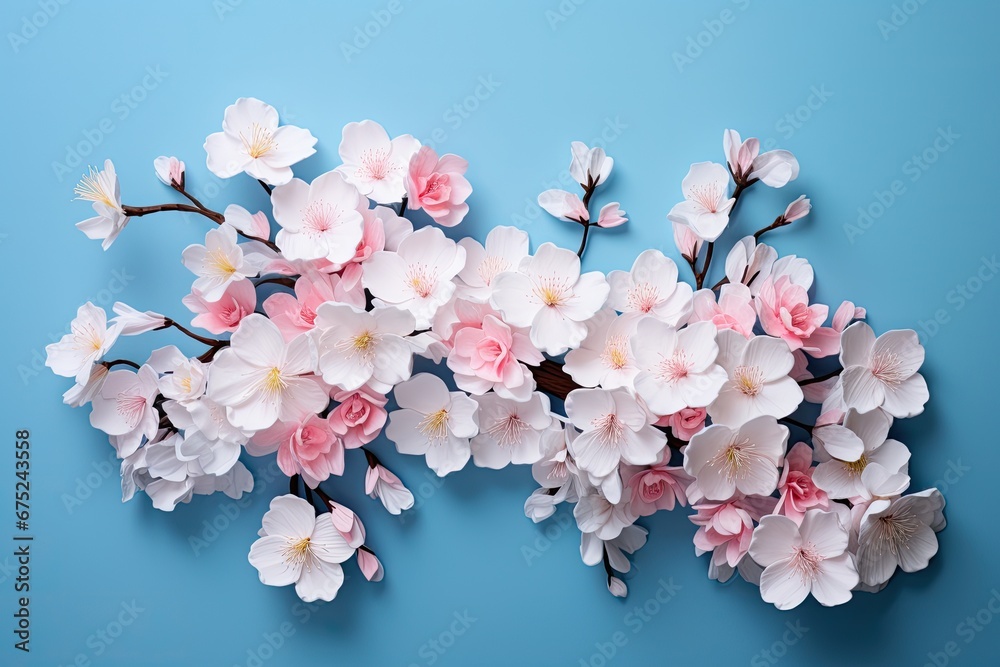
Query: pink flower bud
357,548,384,582
608,576,627,598
328,501,366,548
672,221,703,261
537,189,589,222
153,156,185,188
596,202,627,228
782,195,811,222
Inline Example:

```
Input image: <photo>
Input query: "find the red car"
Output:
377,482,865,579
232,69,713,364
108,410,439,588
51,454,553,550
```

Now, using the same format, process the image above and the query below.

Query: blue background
2,1,997,665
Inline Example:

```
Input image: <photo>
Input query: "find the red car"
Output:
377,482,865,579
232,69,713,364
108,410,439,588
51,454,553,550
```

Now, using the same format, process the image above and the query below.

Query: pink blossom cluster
49,98,943,610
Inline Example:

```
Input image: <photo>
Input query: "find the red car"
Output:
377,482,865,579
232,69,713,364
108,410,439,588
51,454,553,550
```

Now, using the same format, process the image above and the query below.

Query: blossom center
709,437,758,481
74,166,122,212
407,263,437,298
873,511,919,555
871,351,904,386
844,453,868,476
208,248,238,276
592,413,625,447
260,367,287,396
688,182,724,213
420,174,451,203
336,329,379,362
477,256,509,286
656,349,691,384
241,123,278,159
302,201,340,234
72,321,105,353
357,147,394,181
115,392,147,428
600,334,630,370
419,409,450,443
487,413,528,448
733,365,765,396
627,282,661,313
533,276,570,307
282,537,312,565
789,544,824,582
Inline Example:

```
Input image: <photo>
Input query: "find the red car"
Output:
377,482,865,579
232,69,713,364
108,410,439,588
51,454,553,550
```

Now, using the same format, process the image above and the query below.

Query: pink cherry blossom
263,273,362,342
249,415,346,488
182,280,256,335
665,407,706,441
328,388,388,449
775,442,828,524
756,275,840,358
447,305,542,400
538,189,589,222
627,464,691,516
690,500,757,569
350,208,386,263
690,283,756,337
405,146,472,227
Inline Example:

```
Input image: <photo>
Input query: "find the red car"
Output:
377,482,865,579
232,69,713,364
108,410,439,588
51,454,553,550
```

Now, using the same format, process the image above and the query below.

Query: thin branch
799,367,843,386
102,358,141,370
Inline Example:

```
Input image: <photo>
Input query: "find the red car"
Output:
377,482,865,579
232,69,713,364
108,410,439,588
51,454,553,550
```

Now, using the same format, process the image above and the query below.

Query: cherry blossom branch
123,201,281,252
694,180,752,289
162,318,230,348
170,183,214,214
798,367,842,386
575,219,594,258
397,196,408,217
362,447,383,468
102,358,141,370
254,276,297,289
289,473,300,497
257,179,273,195
123,202,225,224
779,416,813,432
575,176,599,259
752,214,790,241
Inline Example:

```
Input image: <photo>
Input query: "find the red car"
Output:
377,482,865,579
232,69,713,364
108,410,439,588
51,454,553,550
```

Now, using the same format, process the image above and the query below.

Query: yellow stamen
241,123,278,159
419,409,450,442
